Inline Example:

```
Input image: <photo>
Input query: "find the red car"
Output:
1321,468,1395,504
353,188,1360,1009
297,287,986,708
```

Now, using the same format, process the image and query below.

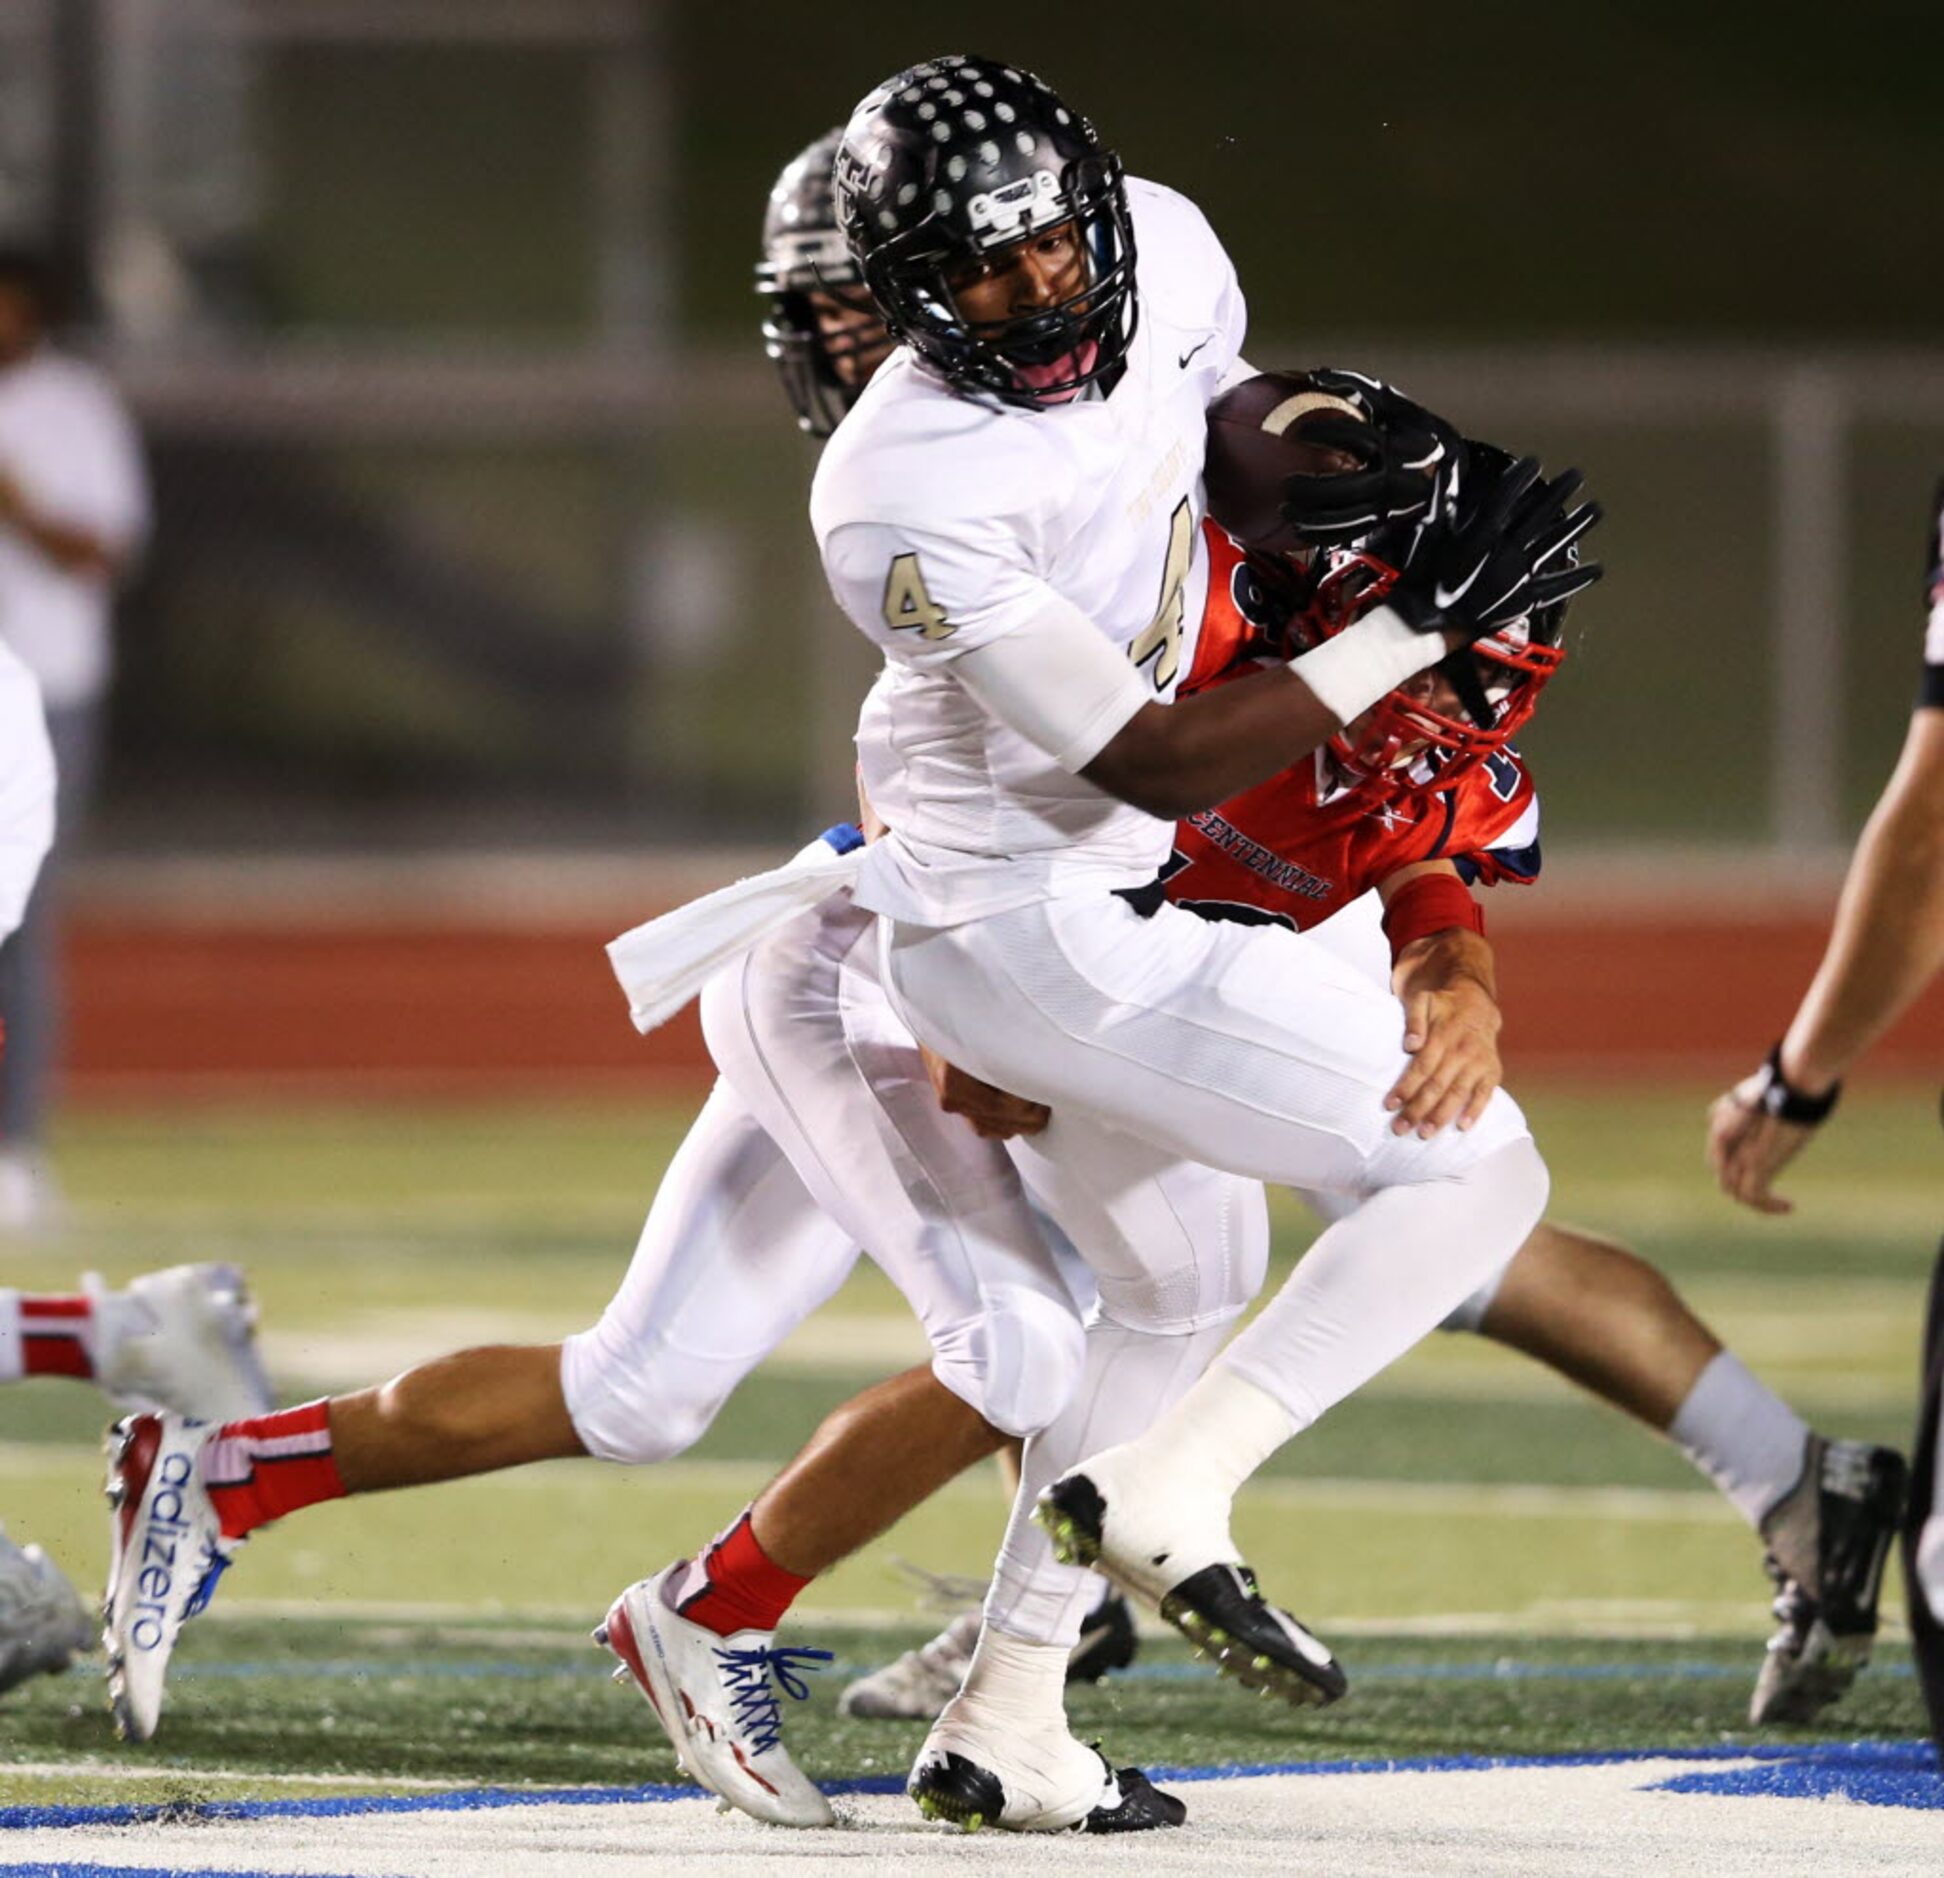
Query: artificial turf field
0,1081,1938,1867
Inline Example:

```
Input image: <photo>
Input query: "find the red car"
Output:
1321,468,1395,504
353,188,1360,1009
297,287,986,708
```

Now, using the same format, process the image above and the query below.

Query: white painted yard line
0,1760,463,1791
4,1757,1941,1876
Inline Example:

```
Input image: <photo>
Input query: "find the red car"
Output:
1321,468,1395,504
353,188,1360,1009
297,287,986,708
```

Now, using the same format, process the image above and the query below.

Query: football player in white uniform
809,54,1599,1824
98,131,1157,1832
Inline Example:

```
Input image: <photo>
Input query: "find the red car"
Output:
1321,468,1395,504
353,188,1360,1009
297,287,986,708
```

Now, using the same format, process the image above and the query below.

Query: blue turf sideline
2,1739,1937,1835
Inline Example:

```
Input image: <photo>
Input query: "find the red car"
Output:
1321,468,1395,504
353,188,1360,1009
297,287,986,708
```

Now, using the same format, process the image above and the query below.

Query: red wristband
1382,874,1485,959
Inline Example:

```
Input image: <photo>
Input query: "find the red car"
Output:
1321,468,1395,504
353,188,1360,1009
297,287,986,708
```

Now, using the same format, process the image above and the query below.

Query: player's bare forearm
1386,927,1504,1136
1082,667,1343,819
1392,926,1499,1009
1780,709,1944,1093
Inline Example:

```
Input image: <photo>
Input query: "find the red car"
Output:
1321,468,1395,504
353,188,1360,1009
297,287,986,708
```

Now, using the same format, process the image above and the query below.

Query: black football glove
1390,453,1604,725
1274,368,1458,548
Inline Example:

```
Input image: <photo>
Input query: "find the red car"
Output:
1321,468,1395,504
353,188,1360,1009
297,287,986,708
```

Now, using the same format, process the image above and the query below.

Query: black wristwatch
1749,1041,1841,1126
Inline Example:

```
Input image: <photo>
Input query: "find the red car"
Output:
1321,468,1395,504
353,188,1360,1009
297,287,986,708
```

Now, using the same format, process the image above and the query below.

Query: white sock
1126,1361,1303,1509
954,1623,1070,1728
1669,1350,1812,1531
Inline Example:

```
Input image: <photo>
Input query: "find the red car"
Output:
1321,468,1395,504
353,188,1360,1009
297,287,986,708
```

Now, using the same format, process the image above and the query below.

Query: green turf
0,1617,1925,1811
0,1083,1934,1801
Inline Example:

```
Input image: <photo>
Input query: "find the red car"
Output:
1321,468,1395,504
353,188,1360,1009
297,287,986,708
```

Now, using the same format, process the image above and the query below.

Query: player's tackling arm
1376,861,1503,1137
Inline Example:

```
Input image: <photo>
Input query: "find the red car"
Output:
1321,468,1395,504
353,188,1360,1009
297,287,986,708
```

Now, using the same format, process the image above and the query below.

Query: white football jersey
812,178,1246,925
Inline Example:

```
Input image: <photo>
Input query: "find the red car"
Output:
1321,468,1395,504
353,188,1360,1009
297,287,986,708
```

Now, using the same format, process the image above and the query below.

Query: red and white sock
200,1400,347,1541
665,1508,810,1637
0,1290,101,1383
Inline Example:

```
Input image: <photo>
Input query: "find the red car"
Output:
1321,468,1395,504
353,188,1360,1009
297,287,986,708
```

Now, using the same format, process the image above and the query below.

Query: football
1203,370,1368,555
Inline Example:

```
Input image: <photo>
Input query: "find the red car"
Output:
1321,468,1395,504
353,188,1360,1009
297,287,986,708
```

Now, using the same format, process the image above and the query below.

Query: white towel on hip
607,835,866,1034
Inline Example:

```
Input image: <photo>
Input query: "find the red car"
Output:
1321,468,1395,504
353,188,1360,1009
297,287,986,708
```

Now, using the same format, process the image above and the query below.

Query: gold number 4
882,553,955,642
1126,497,1193,690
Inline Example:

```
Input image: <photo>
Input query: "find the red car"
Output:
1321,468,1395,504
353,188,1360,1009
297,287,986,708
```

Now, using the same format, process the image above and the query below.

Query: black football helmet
757,129,895,438
832,55,1137,409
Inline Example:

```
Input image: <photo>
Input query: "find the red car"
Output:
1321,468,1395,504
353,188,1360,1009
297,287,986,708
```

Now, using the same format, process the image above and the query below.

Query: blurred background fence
1,0,1940,1092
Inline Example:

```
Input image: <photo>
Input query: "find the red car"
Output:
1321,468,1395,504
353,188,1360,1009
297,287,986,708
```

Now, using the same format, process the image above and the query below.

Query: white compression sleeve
1289,603,1446,726
954,597,1150,773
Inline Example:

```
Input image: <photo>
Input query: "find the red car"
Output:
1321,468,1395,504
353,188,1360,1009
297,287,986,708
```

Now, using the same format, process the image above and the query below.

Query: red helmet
1300,542,1568,791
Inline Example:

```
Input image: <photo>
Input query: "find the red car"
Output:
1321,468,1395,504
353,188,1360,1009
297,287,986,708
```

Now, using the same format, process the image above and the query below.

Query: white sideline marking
4,1759,1940,1876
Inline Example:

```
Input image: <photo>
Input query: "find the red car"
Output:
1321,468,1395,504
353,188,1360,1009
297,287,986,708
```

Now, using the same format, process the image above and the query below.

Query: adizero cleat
1751,1439,1909,1725
1037,1461,1345,1710
910,1707,1183,1834
0,1527,94,1696
597,1564,835,1827
102,1412,235,1742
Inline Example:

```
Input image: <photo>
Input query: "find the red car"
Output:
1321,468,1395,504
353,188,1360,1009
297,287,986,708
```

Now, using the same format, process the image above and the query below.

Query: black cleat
1067,1587,1139,1684
1161,1562,1348,1709
1084,1764,1186,1833
1752,1439,1909,1725
1037,1469,1346,1710
909,1750,1007,1832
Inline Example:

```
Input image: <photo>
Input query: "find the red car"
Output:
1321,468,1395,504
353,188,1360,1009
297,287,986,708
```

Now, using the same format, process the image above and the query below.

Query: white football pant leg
1297,1185,1507,1334
981,1149,1267,1648
560,1080,859,1464
879,895,1546,1475
704,895,1087,1439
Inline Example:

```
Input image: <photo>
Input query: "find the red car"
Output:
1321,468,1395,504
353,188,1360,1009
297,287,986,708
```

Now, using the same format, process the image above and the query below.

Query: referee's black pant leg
1904,1235,1944,1761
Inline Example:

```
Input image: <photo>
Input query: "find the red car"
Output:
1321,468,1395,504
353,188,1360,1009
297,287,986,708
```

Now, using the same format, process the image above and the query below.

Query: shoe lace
182,1544,233,1621
714,1645,834,1756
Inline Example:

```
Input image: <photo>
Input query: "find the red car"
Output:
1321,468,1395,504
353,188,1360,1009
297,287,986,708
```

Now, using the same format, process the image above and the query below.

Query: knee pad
1918,1513,1944,1628
928,1285,1086,1439
560,1327,728,1467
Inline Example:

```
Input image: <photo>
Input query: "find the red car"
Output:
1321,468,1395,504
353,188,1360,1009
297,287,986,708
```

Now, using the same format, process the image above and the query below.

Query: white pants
0,652,54,944
879,893,1549,1646
562,895,1091,1460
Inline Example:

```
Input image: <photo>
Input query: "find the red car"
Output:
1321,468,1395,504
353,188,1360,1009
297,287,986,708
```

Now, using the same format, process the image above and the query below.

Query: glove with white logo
1386,452,1603,725
1275,369,1457,547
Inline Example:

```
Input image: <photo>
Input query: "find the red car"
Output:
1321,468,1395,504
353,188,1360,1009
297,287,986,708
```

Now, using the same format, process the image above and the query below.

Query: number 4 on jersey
882,553,955,642
1127,498,1193,690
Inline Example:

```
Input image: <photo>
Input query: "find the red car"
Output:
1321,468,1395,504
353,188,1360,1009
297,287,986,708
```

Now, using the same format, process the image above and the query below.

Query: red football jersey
1163,522,1541,933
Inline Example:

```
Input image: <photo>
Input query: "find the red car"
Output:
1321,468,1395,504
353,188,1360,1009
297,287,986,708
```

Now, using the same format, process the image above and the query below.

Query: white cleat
0,1527,94,1696
595,1564,835,1828
103,1412,237,1742
839,1608,980,1720
909,1693,1185,1834
91,1264,275,1423
1037,1444,1347,1710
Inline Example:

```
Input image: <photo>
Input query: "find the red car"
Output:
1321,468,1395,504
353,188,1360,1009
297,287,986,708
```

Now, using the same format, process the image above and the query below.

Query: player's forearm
1780,717,1944,1090
1393,928,1500,1013
1082,665,1341,818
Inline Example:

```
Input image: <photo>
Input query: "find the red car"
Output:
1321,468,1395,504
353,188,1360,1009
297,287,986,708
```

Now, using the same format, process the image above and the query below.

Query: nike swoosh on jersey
1178,337,1212,370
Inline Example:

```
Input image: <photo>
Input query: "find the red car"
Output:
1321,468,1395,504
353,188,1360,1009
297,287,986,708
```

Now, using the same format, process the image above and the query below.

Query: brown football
1204,371,1367,556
